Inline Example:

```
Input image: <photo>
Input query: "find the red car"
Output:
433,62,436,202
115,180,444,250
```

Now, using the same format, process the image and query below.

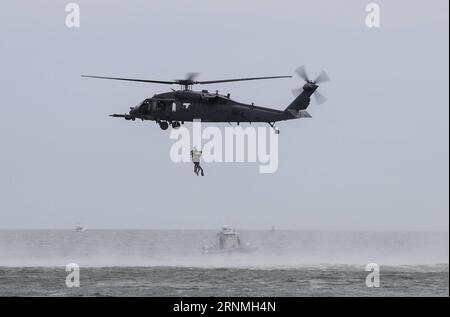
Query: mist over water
0,230,447,268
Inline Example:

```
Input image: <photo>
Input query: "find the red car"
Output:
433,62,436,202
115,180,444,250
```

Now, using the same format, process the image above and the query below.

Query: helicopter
82,66,329,134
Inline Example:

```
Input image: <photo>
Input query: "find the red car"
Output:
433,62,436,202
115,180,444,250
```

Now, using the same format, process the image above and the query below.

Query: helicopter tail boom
284,84,317,113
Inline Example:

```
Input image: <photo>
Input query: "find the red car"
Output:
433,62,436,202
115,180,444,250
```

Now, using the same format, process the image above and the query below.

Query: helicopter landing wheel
171,121,181,129
159,121,169,130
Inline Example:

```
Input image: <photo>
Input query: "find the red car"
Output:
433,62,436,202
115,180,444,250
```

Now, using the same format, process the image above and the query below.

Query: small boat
74,224,86,232
202,226,255,254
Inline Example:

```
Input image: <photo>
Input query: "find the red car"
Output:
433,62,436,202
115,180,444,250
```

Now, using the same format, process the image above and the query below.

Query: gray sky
0,0,448,230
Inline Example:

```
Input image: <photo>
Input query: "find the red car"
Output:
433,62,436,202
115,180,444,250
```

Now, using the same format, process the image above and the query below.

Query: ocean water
0,230,448,296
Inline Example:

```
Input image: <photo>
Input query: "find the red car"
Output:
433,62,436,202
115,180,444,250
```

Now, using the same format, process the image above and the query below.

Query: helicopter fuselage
122,90,299,128
84,67,327,132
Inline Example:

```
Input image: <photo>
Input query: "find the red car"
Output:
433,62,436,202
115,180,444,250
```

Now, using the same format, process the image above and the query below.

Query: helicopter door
181,102,194,120
155,100,168,115
193,103,205,120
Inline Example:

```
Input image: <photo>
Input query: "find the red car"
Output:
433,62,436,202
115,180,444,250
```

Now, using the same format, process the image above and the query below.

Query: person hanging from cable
190,146,204,176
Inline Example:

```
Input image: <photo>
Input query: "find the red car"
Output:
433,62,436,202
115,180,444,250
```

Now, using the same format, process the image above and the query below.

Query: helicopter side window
182,103,191,111
156,101,166,112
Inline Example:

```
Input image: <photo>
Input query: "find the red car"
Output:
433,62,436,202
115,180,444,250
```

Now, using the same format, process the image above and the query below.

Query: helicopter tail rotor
313,70,330,84
285,66,330,113
292,65,330,105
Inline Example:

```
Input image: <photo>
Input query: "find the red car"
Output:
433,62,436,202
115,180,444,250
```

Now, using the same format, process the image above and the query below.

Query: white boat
202,226,255,254
74,224,86,232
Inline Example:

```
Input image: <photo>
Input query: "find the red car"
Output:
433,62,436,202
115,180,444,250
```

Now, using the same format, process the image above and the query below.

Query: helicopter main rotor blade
196,75,292,85
82,74,292,86
81,75,176,85
186,72,200,82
